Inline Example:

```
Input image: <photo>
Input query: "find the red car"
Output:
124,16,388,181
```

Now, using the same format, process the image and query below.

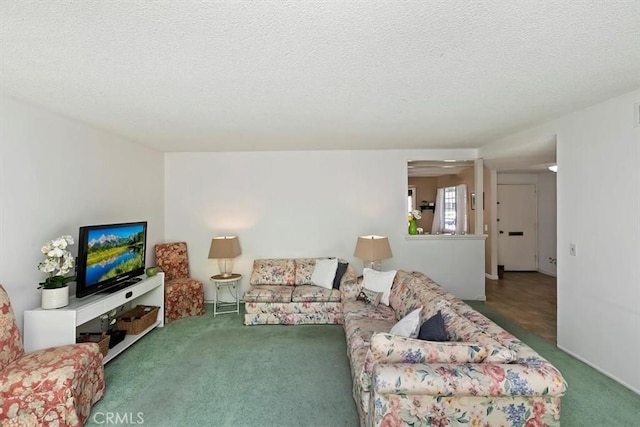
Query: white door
497,184,537,270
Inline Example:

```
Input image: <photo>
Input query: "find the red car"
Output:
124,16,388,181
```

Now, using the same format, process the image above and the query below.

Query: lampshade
354,235,392,270
208,236,241,277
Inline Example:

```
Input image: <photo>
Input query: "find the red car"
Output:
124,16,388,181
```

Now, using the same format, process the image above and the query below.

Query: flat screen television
76,221,147,298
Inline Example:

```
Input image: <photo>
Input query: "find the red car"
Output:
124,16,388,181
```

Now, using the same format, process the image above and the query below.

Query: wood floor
485,272,557,343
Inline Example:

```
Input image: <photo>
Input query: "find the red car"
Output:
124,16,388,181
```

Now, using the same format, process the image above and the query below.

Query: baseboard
557,344,640,395
538,269,557,277
485,273,499,280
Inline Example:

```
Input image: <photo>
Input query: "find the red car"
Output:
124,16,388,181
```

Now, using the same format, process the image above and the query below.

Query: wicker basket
115,305,160,335
77,333,110,358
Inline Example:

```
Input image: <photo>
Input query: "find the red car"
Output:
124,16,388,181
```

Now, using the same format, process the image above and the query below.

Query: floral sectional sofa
344,270,568,426
243,260,568,425
243,258,357,325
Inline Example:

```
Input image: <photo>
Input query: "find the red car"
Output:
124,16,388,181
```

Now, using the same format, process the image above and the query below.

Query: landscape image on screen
84,224,145,287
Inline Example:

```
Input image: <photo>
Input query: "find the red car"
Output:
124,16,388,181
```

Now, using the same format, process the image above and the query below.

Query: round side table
209,273,242,316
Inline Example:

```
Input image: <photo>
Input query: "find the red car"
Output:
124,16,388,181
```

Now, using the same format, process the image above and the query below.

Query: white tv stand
24,273,164,364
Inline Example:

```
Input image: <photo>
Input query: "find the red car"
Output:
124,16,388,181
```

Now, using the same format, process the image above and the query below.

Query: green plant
37,235,76,289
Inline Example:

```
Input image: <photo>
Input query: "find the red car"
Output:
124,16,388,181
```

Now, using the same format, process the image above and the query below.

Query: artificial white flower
409,209,422,220
53,238,67,249
47,247,64,258
38,235,76,288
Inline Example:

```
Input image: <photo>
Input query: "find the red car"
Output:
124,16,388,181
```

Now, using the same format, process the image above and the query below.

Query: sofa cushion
311,258,338,289
340,274,363,300
291,285,341,303
250,259,296,286
342,299,396,323
362,268,396,306
245,301,342,315
293,258,316,285
244,286,294,303
388,270,442,320
436,300,517,363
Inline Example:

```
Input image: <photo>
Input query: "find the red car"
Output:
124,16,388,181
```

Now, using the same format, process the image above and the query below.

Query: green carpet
86,303,640,427
86,306,358,427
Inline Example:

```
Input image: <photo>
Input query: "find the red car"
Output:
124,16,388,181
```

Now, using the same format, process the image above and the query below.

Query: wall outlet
569,243,577,256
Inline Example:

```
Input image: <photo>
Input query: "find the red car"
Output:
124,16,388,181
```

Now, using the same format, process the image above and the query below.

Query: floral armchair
0,285,105,426
154,242,205,323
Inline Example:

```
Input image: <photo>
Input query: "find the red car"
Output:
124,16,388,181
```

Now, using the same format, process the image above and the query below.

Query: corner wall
0,96,165,330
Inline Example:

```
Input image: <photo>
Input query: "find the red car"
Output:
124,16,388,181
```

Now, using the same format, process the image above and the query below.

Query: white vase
41,286,69,309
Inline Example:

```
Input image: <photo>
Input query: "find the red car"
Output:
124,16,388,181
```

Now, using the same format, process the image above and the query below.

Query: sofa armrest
372,361,567,397
0,343,105,425
370,333,488,364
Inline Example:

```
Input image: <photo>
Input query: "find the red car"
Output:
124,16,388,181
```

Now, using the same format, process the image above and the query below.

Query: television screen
76,221,147,298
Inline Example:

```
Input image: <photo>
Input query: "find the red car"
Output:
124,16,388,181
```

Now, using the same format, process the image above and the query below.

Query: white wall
537,172,557,276
484,89,640,393
0,96,165,330
497,172,557,276
164,149,486,301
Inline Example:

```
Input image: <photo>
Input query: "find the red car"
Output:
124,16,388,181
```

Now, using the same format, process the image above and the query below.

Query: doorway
497,184,538,271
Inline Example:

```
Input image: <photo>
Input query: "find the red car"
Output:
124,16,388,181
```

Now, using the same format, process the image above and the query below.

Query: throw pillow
356,288,382,306
332,262,349,289
389,307,422,338
362,268,397,306
418,310,448,341
310,258,338,289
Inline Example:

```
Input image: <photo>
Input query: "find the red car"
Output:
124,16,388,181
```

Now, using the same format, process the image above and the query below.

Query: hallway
484,272,557,343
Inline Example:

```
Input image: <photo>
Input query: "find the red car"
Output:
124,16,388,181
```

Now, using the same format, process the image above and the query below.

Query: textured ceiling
1,1,639,153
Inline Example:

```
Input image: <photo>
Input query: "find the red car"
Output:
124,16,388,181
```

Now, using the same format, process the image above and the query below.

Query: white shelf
103,319,162,363
24,273,165,364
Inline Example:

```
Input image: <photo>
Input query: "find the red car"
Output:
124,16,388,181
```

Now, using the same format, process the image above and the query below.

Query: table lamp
353,235,392,271
208,236,241,277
